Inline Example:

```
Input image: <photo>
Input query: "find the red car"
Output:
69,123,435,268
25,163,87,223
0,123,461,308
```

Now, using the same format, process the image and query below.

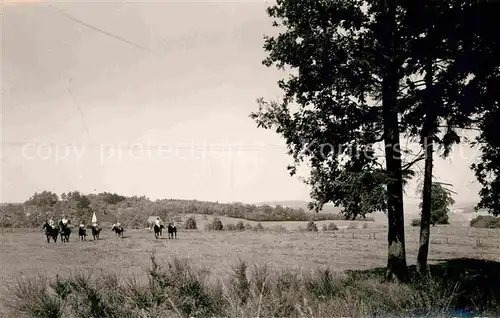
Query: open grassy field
1,213,499,316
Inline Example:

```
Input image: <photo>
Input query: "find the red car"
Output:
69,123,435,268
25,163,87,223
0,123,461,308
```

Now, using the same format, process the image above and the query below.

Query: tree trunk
381,0,408,282
417,137,433,275
417,59,436,275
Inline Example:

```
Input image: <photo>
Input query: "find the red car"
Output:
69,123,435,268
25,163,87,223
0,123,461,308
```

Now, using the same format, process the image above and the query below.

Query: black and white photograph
1,0,500,316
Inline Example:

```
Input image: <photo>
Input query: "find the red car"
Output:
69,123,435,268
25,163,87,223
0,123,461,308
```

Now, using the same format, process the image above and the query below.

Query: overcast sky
1,0,482,205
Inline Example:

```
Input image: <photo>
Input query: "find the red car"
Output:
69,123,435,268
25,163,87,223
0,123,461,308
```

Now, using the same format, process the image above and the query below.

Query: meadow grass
1,215,499,317
4,254,500,317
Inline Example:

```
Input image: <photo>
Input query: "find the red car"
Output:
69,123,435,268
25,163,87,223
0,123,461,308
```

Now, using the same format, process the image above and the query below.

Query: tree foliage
252,0,440,280
460,2,500,216
251,1,425,220
25,191,59,209
417,182,455,226
472,105,500,216
251,0,500,280
8,191,369,228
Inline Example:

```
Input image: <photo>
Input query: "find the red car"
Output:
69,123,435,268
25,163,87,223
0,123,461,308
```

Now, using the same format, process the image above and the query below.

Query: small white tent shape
92,212,97,224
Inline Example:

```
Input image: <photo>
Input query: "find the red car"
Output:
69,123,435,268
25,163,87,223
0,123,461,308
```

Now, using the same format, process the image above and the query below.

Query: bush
411,216,449,227
307,221,318,232
470,215,500,229
226,224,236,231
411,219,421,227
235,221,245,231
211,217,223,231
184,216,197,229
434,214,450,225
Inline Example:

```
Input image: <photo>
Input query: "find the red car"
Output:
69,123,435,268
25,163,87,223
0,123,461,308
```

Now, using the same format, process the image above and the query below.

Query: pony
153,223,164,239
59,221,72,243
78,226,87,241
167,222,177,239
112,224,124,238
91,225,102,240
42,221,59,243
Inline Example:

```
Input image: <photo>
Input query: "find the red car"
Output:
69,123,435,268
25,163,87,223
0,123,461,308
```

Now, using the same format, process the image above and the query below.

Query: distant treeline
0,191,374,228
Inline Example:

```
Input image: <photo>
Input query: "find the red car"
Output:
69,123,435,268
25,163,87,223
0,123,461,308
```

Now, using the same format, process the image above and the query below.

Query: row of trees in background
252,0,500,280
0,190,374,229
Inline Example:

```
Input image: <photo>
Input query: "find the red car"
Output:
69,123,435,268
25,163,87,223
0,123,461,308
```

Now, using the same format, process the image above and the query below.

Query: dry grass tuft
6,255,500,317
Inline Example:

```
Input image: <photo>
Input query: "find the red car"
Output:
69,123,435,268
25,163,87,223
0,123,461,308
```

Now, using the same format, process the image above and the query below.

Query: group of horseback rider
154,217,176,228
44,215,102,242
47,215,99,230
153,217,177,239
43,216,177,242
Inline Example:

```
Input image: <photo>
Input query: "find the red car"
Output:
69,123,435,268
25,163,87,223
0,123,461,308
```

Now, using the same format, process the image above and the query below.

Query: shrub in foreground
7,256,500,317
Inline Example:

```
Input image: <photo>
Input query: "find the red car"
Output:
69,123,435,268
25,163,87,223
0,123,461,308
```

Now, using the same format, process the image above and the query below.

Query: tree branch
402,154,425,171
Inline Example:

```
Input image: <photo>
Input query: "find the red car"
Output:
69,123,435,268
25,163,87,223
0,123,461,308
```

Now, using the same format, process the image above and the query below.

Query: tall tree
376,0,410,280
251,0,430,281
400,1,500,273
370,0,498,274
468,1,500,216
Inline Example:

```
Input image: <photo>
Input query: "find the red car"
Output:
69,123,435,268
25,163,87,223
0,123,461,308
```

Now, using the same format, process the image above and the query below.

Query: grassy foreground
5,256,500,317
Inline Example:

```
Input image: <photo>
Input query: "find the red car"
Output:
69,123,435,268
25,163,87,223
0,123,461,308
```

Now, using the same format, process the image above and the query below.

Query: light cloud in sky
1,1,482,206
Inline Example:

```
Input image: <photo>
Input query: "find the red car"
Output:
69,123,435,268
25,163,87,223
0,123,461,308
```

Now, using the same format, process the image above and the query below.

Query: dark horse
167,223,177,239
42,221,59,243
59,221,71,243
91,225,102,240
112,224,124,238
78,226,87,241
153,224,164,239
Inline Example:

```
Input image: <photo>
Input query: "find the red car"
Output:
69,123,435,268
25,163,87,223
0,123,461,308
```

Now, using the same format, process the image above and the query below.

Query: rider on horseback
48,217,55,228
